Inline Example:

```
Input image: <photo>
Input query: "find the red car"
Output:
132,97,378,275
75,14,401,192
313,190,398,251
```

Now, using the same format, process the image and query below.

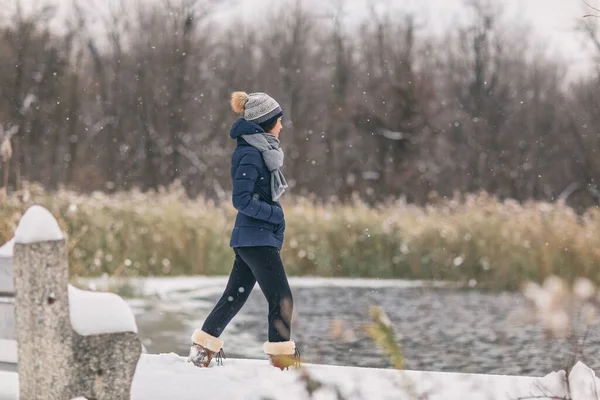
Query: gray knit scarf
241,133,288,201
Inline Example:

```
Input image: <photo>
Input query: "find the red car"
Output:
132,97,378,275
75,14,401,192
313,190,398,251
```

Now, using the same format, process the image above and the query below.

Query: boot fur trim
191,329,224,353
263,340,296,355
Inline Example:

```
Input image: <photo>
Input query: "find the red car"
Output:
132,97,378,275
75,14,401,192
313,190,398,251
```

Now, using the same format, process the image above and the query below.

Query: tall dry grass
1,183,599,289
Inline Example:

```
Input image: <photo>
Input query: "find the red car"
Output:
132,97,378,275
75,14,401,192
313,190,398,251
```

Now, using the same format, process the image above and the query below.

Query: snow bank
14,206,63,244
0,239,14,258
288,276,459,289
129,354,555,400
0,352,592,399
132,354,539,400
68,285,138,335
80,276,460,299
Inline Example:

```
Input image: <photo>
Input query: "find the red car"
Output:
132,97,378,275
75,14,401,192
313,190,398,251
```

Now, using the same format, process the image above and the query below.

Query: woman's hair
260,119,279,133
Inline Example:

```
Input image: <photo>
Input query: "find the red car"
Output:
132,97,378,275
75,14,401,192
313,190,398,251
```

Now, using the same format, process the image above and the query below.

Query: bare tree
0,0,599,210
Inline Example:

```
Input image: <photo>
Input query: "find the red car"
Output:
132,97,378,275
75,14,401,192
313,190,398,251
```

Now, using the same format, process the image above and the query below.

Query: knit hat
231,91,283,128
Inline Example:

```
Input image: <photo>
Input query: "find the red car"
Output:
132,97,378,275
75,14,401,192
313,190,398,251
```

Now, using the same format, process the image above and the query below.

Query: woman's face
269,117,283,139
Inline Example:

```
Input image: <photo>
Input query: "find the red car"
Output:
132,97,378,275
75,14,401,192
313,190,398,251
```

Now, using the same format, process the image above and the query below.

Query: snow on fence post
13,205,142,400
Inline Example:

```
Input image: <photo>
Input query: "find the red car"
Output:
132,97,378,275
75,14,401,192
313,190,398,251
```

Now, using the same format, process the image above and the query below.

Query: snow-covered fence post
13,205,142,400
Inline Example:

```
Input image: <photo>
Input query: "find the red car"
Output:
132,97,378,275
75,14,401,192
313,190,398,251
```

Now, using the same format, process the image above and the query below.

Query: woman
188,91,299,370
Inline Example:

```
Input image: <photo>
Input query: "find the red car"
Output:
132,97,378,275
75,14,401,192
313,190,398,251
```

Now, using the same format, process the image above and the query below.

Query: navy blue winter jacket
229,118,286,249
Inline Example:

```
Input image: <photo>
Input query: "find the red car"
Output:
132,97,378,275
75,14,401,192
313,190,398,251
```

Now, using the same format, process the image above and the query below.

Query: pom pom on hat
231,91,249,114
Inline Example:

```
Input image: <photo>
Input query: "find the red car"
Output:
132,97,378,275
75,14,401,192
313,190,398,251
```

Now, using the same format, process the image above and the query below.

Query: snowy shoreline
79,275,465,297
2,352,591,400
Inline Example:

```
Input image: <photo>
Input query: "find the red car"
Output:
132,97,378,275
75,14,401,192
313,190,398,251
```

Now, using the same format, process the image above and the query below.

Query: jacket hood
230,118,265,140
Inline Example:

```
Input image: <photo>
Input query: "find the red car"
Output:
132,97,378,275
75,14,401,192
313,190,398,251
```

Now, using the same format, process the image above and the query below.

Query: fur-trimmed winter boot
263,340,301,370
188,329,226,368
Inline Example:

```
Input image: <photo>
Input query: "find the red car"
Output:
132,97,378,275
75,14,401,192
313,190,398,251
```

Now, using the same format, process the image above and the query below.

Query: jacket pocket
236,212,273,230
255,185,273,204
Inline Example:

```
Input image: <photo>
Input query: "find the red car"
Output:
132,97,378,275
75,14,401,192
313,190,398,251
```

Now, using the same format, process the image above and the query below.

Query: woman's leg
235,246,293,342
200,250,257,338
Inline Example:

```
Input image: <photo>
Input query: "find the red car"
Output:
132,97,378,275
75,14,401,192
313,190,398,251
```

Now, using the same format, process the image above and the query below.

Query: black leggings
201,246,293,343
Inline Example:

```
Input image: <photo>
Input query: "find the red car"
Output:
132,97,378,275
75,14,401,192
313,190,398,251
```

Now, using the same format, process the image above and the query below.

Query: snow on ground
13,206,63,244
0,352,580,400
68,285,138,335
